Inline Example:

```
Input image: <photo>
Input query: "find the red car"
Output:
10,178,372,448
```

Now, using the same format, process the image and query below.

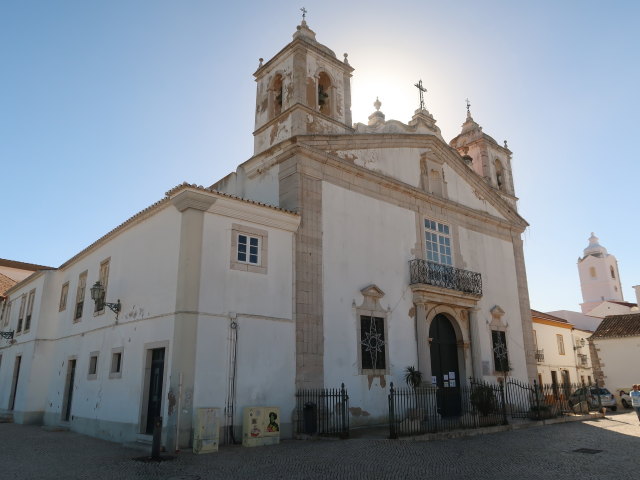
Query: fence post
340,383,348,438
499,381,508,425
388,382,397,439
533,380,541,420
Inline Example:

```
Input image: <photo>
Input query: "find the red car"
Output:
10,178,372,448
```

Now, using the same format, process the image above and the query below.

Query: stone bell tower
252,19,354,155
449,103,518,210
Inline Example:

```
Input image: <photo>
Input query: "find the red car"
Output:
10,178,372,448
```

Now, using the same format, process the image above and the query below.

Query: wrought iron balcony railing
535,349,544,363
409,259,482,296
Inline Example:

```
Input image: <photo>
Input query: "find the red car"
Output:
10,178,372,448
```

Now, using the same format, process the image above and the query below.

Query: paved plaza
2,411,639,479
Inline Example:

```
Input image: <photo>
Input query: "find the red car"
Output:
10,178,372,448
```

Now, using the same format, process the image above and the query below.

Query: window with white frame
74,271,87,322
87,352,99,379
95,259,110,314
557,334,565,355
16,295,26,333
424,218,452,265
238,234,260,265
59,282,69,312
109,348,123,378
25,289,35,332
230,224,268,274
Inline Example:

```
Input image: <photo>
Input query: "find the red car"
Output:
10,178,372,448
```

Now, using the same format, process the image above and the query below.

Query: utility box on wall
193,407,220,454
242,406,281,447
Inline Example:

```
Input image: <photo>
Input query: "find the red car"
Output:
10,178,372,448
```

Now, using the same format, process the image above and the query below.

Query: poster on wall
431,376,437,385
243,406,281,447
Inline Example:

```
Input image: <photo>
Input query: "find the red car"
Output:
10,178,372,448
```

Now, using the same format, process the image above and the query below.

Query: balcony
409,259,482,296
535,349,544,363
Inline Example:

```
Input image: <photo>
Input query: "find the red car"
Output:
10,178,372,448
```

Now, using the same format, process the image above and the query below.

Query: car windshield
590,388,610,395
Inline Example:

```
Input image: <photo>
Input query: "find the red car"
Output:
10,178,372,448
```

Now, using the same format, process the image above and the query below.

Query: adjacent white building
531,310,594,387
0,20,537,449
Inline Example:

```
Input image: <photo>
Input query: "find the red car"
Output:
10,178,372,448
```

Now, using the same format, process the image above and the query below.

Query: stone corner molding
171,189,217,212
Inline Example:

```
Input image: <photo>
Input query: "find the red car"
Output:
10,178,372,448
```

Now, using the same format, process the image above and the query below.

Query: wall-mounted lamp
0,330,14,341
90,281,121,319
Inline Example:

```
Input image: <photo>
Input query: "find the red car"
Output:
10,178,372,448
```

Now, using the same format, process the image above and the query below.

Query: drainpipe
174,372,183,452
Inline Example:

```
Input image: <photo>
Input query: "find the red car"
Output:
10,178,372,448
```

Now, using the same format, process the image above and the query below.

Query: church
0,19,536,449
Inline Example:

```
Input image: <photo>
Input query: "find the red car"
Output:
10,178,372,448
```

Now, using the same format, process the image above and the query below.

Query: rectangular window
230,224,268,274
24,289,35,332
74,271,87,322
95,259,110,314
109,348,123,379
1,301,10,328
87,352,99,379
59,282,69,312
532,329,537,349
237,234,260,265
557,334,565,355
424,218,452,265
360,315,386,371
16,295,26,333
491,330,509,372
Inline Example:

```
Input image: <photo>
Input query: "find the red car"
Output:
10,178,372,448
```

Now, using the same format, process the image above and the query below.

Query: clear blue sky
2,0,639,312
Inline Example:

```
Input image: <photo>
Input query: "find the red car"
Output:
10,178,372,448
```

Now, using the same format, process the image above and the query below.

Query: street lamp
90,281,121,319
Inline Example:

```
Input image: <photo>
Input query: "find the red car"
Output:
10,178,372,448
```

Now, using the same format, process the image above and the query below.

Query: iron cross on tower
414,79,427,110
300,7,307,20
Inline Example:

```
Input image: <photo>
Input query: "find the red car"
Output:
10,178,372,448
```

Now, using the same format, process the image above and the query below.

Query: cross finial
414,79,427,110
466,98,471,113
300,7,307,20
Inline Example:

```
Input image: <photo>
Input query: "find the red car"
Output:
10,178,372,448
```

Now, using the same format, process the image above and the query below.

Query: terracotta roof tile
609,301,638,308
0,273,17,297
531,309,568,323
591,313,640,339
0,258,53,271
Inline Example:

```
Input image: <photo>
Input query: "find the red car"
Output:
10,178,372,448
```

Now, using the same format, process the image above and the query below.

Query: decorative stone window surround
230,223,268,274
488,305,510,374
355,285,389,376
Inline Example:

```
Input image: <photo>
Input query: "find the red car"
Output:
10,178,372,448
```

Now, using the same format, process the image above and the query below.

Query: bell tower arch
252,19,354,155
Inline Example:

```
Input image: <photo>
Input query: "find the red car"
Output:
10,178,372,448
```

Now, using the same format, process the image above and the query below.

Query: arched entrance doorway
429,314,461,416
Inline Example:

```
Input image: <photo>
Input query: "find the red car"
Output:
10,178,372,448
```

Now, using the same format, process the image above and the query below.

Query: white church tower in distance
578,233,623,314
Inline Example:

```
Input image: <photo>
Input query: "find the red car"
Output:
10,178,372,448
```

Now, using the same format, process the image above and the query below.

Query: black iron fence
388,379,601,438
295,383,349,438
408,259,482,295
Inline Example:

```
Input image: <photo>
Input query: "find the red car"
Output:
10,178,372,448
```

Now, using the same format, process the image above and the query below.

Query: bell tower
578,233,624,313
449,103,518,209
252,19,354,155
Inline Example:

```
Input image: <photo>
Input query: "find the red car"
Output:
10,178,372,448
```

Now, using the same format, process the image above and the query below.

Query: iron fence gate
389,378,601,438
295,383,349,438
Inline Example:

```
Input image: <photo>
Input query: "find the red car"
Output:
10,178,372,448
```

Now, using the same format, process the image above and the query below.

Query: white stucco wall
594,336,640,393
322,182,417,423
457,226,528,382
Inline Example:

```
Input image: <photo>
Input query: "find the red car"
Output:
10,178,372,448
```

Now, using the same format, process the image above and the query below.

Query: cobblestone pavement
2,411,639,479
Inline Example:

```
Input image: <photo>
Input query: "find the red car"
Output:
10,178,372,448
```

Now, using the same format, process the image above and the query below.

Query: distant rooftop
592,313,640,339
0,258,53,271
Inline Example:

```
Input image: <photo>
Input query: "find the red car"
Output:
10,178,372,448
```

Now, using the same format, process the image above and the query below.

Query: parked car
619,390,632,409
568,387,617,411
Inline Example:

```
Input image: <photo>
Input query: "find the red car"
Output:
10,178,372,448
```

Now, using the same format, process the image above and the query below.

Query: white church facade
0,20,536,449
